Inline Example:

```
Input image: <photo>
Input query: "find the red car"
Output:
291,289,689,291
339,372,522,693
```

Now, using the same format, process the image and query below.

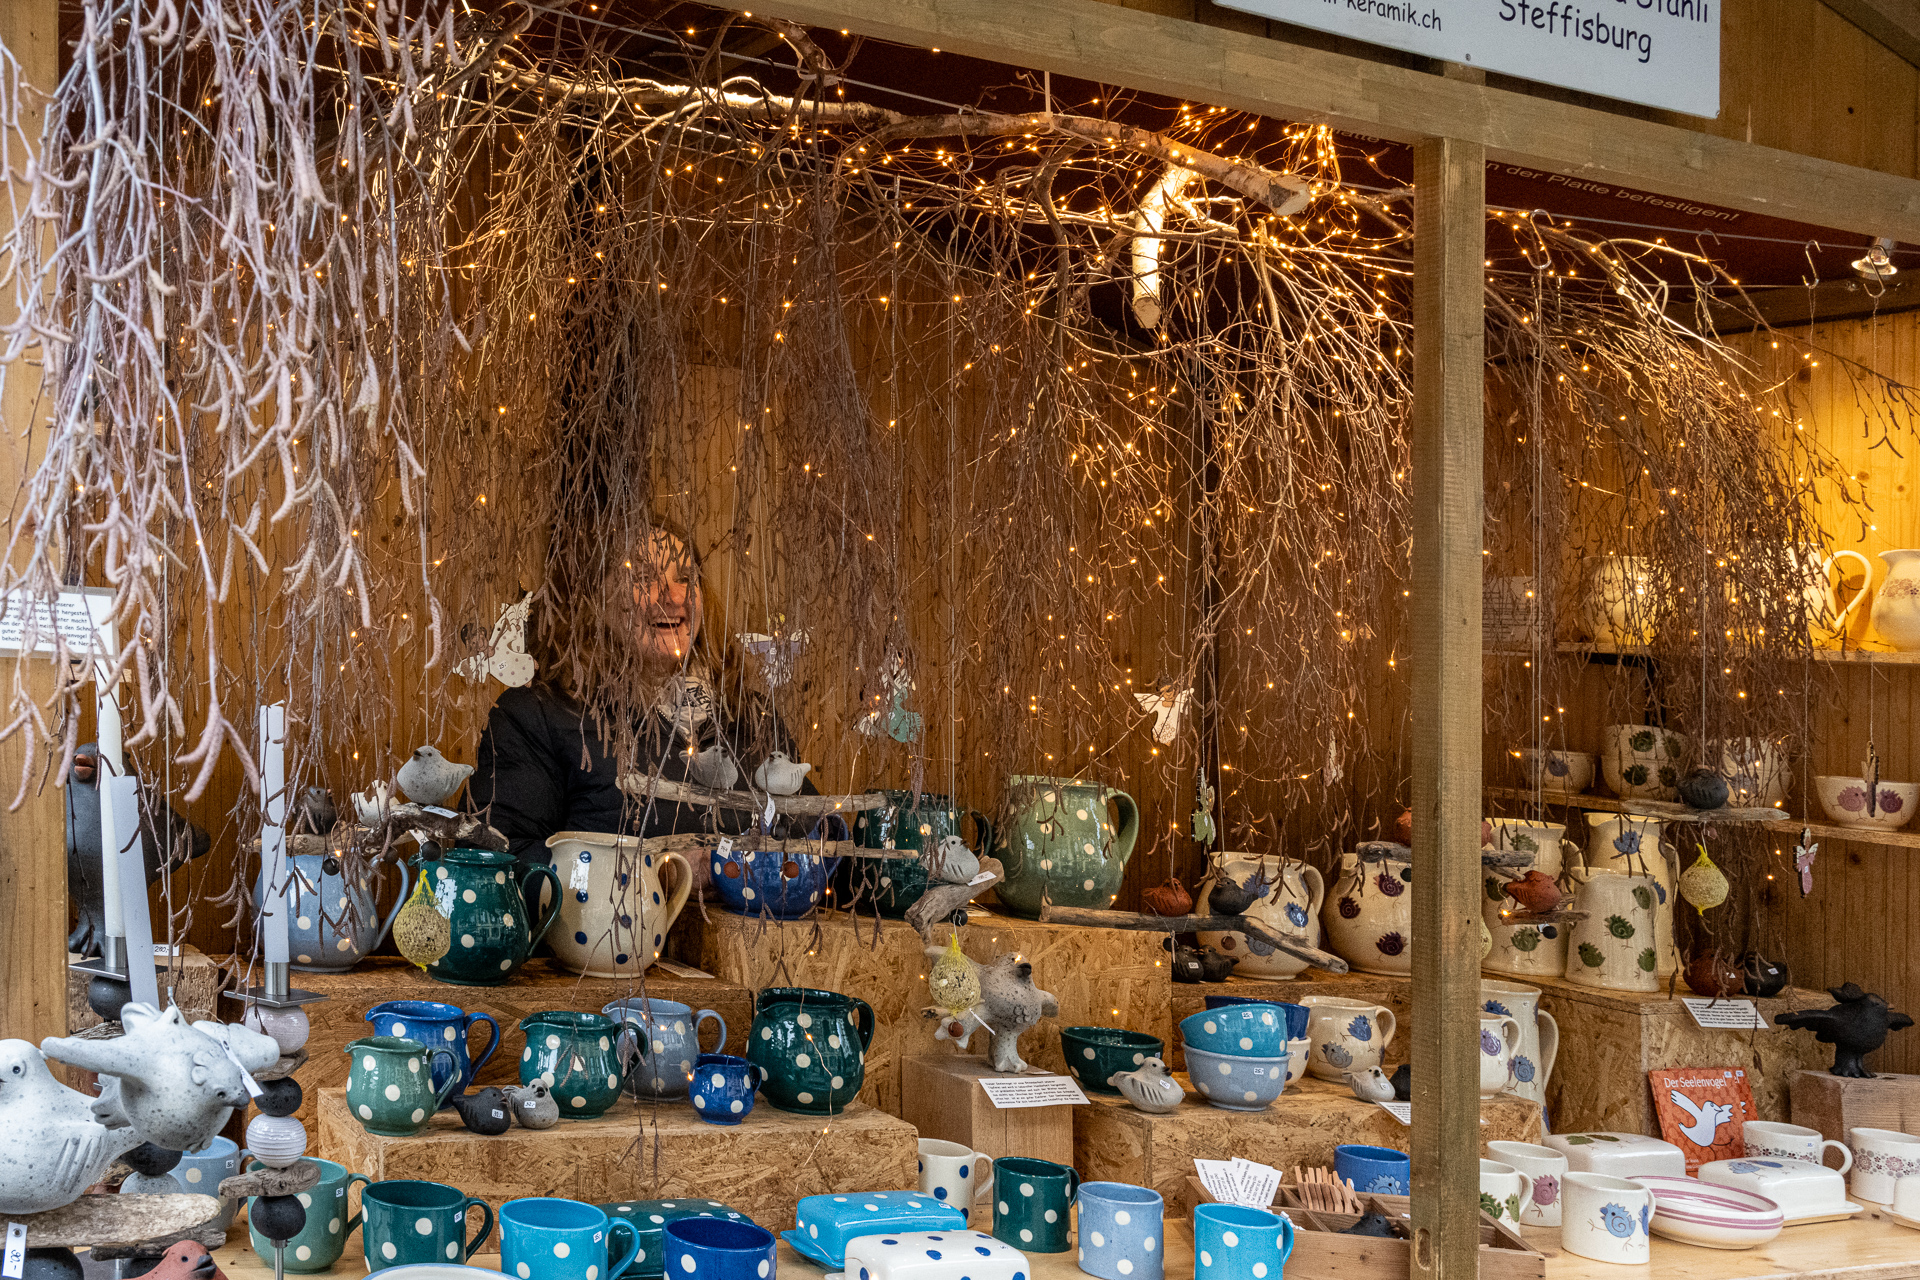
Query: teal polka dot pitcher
413,847,561,985
746,987,875,1115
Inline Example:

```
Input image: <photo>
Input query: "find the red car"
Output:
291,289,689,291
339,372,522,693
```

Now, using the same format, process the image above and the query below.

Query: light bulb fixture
1852,237,1899,280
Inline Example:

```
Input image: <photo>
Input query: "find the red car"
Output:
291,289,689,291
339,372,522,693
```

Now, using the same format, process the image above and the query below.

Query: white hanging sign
1213,0,1718,117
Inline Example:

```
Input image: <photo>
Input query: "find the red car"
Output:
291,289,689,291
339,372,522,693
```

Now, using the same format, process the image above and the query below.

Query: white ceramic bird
686,745,739,791
973,953,1059,1073
1348,1066,1396,1103
351,780,395,826
503,1082,560,1130
41,1004,255,1152
752,751,813,796
193,1019,283,1075
1108,1057,1186,1113
396,746,474,807
0,1039,145,1213
925,834,980,886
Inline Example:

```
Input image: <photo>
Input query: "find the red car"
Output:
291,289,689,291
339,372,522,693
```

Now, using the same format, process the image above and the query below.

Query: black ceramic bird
1741,952,1789,999
1165,938,1207,984
293,787,337,836
1676,768,1731,811
1341,1211,1401,1238
1197,948,1239,983
451,1087,513,1135
1776,982,1916,1078
1389,1062,1412,1102
1206,872,1265,918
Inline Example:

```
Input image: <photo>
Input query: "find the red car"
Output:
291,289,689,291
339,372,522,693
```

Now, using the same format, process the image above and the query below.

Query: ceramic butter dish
824,1230,1029,1280
1696,1158,1861,1225
1544,1131,1687,1178
601,1200,753,1277
788,1193,968,1267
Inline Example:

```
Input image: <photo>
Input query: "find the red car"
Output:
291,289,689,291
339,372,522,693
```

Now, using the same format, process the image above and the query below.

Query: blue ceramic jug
364,1000,501,1097
255,851,410,972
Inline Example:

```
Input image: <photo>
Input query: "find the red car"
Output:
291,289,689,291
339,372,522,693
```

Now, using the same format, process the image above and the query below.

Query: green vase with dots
992,776,1141,919
412,847,560,986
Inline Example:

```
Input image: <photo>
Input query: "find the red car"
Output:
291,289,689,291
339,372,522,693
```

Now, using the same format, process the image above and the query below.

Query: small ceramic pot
1076,1182,1164,1280
1059,1027,1163,1095
1479,980,1560,1108
1559,1172,1652,1265
1486,1141,1568,1228
991,1156,1078,1252
247,1157,368,1272
543,831,694,977
1742,1121,1852,1172
1849,1127,1920,1203
360,1179,493,1268
662,1218,776,1280
500,1198,641,1280
1191,1204,1292,1280
344,1037,460,1136
1298,996,1396,1081
603,998,728,1100
707,830,847,920
1599,724,1687,801
745,987,874,1116
518,1012,627,1119
1815,777,1920,830
1477,1012,1522,1099
918,1138,992,1211
1517,749,1594,794
173,1138,241,1227
1182,1047,1289,1112
1178,1005,1288,1057
1479,1159,1535,1230
842,791,992,918
1334,1145,1409,1197
364,1000,500,1098
416,847,560,985
687,1053,762,1126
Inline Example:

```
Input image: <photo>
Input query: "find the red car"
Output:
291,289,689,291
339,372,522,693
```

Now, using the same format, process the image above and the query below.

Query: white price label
1378,1100,1413,1125
221,1041,266,1098
4,1222,26,1279
976,1075,1089,1109
763,796,777,829
715,836,734,861
1682,998,1771,1030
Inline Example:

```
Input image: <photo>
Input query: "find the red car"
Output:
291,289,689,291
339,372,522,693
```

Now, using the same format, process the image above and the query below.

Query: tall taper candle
96,619,125,962
259,703,289,965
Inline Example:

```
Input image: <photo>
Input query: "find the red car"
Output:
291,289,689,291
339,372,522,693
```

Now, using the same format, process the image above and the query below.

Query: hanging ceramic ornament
737,627,810,687
453,594,536,687
1794,828,1820,897
1134,684,1191,745
393,873,451,970
1679,844,1729,916
1191,771,1216,846
858,654,922,744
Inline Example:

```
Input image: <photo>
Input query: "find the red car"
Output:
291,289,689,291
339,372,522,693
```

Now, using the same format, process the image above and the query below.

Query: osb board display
266,957,752,1133
1073,1075,1542,1212
315,1087,916,1228
67,946,226,1031
674,909,1170,1118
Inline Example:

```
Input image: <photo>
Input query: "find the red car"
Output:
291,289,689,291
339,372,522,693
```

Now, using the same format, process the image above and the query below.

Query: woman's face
631,530,704,672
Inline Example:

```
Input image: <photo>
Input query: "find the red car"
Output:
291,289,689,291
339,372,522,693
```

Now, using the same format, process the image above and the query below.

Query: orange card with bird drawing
1649,1068,1755,1172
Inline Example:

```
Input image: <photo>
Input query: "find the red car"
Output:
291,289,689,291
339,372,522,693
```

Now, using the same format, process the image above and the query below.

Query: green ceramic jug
745,987,874,1116
414,847,561,985
840,791,993,918
992,776,1141,918
519,1010,628,1119
344,1036,461,1136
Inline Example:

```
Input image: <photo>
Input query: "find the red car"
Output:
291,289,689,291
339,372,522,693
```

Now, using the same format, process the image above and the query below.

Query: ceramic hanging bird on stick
395,746,474,807
1502,869,1566,915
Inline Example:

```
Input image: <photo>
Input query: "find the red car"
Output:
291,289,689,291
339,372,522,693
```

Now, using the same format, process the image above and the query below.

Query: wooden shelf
1487,643,1920,665
1485,786,1920,851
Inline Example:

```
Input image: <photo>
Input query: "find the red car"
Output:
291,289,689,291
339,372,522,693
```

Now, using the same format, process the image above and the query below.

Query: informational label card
0,587,114,657
1378,1100,1414,1125
977,1075,1089,1109
1682,997,1771,1030
1195,1158,1282,1209
1213,0,1719,116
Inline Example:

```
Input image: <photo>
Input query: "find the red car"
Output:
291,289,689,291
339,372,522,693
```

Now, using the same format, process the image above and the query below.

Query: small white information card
976,1075,1089,1109
1682,997,1771,1030
4,1222,26,1279
1377,1100,1413,1125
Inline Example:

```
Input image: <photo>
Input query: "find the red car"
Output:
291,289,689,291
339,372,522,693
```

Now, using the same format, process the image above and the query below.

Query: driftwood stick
1038,906,1350,974
616,775,890,816
1479,851,1535,871
12,1194,222,1250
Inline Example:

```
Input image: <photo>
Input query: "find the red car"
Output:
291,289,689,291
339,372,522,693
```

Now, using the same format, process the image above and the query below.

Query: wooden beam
764,0,1920,240
1408,135,1484,1280
0,0,68,1046
1822,0,1920,72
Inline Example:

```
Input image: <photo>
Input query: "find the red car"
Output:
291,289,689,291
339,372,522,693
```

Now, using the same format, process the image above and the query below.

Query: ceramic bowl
1283,1038,1310,1087
788,1192,966,1267
1544,1132,1687,1178
1814,776,1919,830
1697,1157,1860,1223
1182,1046,1289,1111
600,1201,752,1279
1203,997,1309,1041
840,1230,1028,1280
1334,1145,1410,1197
1178,1005,1288,1056
1059,1027,1164,1095
1518,748,1595,794
1629,1176,1784,1250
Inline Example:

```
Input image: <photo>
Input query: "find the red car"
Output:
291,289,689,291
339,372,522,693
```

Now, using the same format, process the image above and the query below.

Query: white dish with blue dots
827,1230,1029,1280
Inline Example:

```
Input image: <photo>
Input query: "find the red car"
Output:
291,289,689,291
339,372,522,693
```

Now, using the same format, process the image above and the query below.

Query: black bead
250,1194,308,1242
254,1076,304,1118
122,1142,184,1176
21,1248,84,1280
86,975,132,1023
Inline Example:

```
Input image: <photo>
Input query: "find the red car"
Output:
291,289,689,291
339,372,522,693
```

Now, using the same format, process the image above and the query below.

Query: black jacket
470,682,817,866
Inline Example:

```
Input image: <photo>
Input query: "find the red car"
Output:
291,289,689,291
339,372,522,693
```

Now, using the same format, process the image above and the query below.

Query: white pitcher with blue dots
544,831,694,978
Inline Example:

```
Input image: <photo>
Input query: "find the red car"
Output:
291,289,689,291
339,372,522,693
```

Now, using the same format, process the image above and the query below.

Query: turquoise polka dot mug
501,1198,641,1280
359,1179,493,1269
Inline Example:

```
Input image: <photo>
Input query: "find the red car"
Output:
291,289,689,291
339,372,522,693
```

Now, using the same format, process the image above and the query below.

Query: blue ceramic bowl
1180,1004,1289,1056
1059,1026,1165,1095
1204,996,1308,1041
1182,1046,1289,1111
1334,1144,1411,1196
662,1219,776,1280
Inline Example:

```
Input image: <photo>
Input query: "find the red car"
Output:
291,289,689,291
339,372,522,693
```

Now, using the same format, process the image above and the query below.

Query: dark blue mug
1334,1143,1411,1196
688,1053,763,1126
365,999,501,1097
1203,995,1309,1041
662,1218,776,1280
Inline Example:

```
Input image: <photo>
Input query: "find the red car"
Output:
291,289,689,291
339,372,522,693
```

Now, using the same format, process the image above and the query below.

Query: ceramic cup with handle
1478,1159,1535,1231
992,1156,1078,1252
662,1217,777,1280
918,1138,992,1211
360,1179,494,1268
247,1157,369,1273
174,1137,241,1228
1486,1141,1569,1228
1743,1121,1852,1173
1298,996,1397,1082
364,999,501,1098
1559,1172,1652,1264
1191,1203,1293,1280
501,1197,642,1280
344,1037,461,1136
1849,1127,1920,1203
1075,1182,1164,1280
1334,1144,1409,1196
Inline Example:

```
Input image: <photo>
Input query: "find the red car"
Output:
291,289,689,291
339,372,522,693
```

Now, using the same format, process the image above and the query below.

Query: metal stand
221,960,329,1011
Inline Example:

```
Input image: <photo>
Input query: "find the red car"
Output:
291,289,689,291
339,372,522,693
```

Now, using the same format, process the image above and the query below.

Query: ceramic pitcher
1298,995,1396,1082
840,791,993,918
344,1036,460,1136
1582,555,1660,647
416,847,560,985
1477,1012,1523,1098
1600,724,1688,801
1480,980,1561,1108
1320,848,1413,976
542,831,693,978
518,1011,627,1119
992,776,1140,918
1563,869,1661,993
1791,544,1872,640
603,997,728,1099
1483,820,1573,980
745,987,875,1115
1583,814,1677,974
1197,855,1325,980
255,852,410,972
1871,549,1920,650
363,1000,500,1097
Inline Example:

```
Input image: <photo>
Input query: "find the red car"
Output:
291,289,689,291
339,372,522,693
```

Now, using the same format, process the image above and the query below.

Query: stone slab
315,1086,916,1231
672,908,1170,1118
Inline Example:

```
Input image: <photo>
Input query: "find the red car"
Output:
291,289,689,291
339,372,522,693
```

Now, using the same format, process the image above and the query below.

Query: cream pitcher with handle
1871,549,1920,651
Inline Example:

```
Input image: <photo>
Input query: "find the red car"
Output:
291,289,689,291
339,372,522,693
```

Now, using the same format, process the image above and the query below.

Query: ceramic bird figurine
1348,1066,1396,1103
293,787,337,835
0,1040,145,1213
1341,1212,1400,1238
686,744,739,791
1777,982,1917,1078
1676,768,1731,811
1108,1057,1186,1113
1679,844,1729,916
393,873,452,970
752,751,812,796
1502,869,1566,915
1205,870,1265,918
503,1082,560,1130
1142,877,1193,918
395,746,474,807
972,953,1059,1073
42,1005,265,1153
137,1241,224,1280
450,1087,513,1136
1389,1062,1411,1101
1166,939,1207,984
193,1018,284,1076
924,935,982,1021
1197,948,1239,982
925,834,980,886
351,780,394,827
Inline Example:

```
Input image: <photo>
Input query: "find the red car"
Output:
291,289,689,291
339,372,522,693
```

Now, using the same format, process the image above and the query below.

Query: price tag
966,870,997,887
4,1222,26,1279
763,795,777,829
1377,1100,1413,1125
715,836,734,861
976,1075,1088,1109
423,805,459,818
1682,998,1771,1030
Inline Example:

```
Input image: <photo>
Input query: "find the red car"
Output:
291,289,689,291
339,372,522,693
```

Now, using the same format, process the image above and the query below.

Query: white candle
95,620,124,949
106,775,159,1008
259,703,289,965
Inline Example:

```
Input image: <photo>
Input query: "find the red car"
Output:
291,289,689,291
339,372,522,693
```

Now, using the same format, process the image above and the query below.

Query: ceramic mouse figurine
0,1039,144,1213
395,746,474,807
752,751,813,796
503,1082,559,1130
1777,982,1916,1078
1108,1057,1185,1113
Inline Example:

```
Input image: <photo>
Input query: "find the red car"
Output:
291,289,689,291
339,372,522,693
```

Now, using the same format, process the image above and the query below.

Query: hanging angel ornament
858,653,922,744
1794,827,1820,898
737,625,810,688
1134,683,1191,745
454,594,535,687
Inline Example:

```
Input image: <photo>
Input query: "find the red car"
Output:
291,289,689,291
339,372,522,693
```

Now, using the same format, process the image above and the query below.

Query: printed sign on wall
1214,0,1719,118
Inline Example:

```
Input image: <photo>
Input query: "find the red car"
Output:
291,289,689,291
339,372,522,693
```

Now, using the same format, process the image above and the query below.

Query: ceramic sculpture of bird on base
1777,982,1916,1078
925,834,980,887
1348,1066,1396,1103
686,744,738,791
752,751,812,796
926,948,1057,1073
395,746,474,807
0,1040,145,1214
1108,1057,1185,1113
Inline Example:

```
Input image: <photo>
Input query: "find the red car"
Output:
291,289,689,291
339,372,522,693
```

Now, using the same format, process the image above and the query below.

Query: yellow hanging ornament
1679,843,1729,916
925,932,981,1017
393,869,451,970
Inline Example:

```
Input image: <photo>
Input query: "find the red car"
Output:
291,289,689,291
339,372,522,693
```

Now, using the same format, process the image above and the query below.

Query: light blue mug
175,1137,241,1227
1193,1204,1294,1280
501,1198,642,1280
1075,1182,1164,1280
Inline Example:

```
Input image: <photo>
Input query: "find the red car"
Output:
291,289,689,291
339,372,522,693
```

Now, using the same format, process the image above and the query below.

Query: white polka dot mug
1075,1181,1163,1280
173,1137,241,1229
661,1216,777,1280
246,1156,367,1272
343,1036,461,1137
1190,1203,1293,1280
358,1178,493,1270
991,1156,1080,1253
501,1197,642,1280
918,1138,994,1215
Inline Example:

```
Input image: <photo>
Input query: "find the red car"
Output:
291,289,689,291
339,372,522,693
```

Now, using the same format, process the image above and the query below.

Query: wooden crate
315,1086,916,1231
1074,1075,1542,1213
1791,1069,1920,1141
900,1054,1076,1166
672,907,1170,1119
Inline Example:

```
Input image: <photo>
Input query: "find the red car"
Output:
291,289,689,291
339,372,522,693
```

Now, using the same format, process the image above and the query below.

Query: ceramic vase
1600,724,1688,801
518,1011,627,1119
1479,980,1560,1108
1582,555,1660,648
1298,995,1396,1082
1321,850,1413,976
344,1036,460,1136
1197,856,1325,979
1477,1012,1522,1099
253,852,410,972
840,791,992,918
416,847,560,985
745,987,874,1115
992,776,1141,918
1483,820,1573,980
1563,870,1661,993
1871,549,1920,650
542,832,693,977
1583,814,1677,974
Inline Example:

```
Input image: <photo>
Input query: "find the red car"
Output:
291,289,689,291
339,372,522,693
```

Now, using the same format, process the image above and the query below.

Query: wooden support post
1408,134,1485,1280
0,0,69,1046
